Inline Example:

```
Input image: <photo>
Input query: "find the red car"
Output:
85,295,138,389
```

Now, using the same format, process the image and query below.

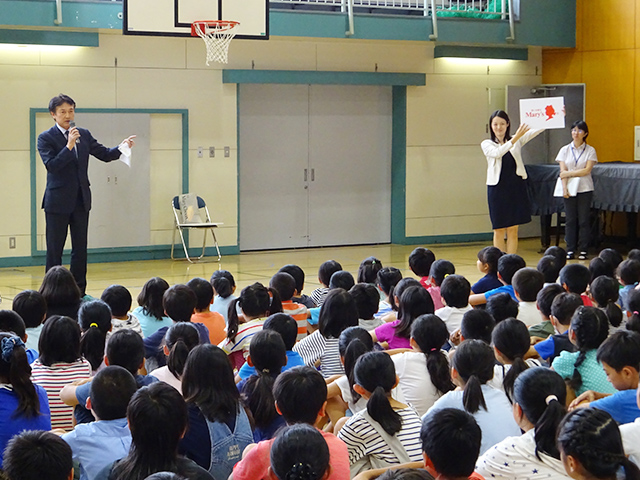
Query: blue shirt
132,306,173,338
484,284,517,302
210,294,237,324
591,389,640,424
308,307,321,326
472,273,502,295
62,417,132,480
237,350,306,380
552,349,617,397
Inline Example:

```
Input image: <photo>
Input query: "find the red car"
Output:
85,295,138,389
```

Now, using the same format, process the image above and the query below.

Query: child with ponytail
219,282,282,370
152,322,200,394
0,331,51,469
558,408,640,480
270,424,331,480
590,276,624,334
552,306,616,397
374,267,403,321
477,367,569,480
337,351,423,477
424,339,520,454
209,270,237,324
489,318,542,402
626,289,640,335
391,314,454,417
78,300,112,373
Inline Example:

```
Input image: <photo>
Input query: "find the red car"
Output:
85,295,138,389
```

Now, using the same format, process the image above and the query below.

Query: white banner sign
519,96,565,130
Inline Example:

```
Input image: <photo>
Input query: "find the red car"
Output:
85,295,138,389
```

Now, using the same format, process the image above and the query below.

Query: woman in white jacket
481,110,543,254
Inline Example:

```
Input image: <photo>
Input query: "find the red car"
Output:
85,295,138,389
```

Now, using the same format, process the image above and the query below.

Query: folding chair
171,193,222,262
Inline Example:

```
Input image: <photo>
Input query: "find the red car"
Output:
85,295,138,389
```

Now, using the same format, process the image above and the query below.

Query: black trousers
563,191,593,253
45,203,90,295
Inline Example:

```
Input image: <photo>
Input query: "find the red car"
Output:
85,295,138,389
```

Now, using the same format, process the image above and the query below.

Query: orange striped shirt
281,300,309,341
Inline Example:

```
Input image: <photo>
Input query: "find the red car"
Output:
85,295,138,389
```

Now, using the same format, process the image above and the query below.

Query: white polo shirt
555,142,598,193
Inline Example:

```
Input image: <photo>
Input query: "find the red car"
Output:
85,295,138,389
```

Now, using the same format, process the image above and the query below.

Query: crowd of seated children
101,285,142,336
8,245,640,480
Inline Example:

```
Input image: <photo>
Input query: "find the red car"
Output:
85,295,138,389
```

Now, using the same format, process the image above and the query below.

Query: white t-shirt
517,301,543,327
621,417,640,466
487,359,544,392
391,351,447,417
555,142,598,193
335,375,406,415
435,305,473,335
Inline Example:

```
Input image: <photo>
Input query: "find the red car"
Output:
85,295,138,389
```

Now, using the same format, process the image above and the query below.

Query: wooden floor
0,238,553,309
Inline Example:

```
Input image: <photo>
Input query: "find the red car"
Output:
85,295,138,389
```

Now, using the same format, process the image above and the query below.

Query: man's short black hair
186,277,215,310
3,430,73,480
264,313,298,350
278,265,305,294
497,254,526,285
100,285,132,317
559,264,591,295
273,366,327,425
90,365,138,421
537,255,561,284
550,292,583,326
409,248,436,277
48,94,75,113
486,292,518,323
318,260,342,287
269,272,297,302
349,283,380,320
597,330,640,372
536,283,565,318
460,309,495,344
12,290,47,329
106,329,145,375
162,284,196,322
439,275,470,308
420,408,481,478
512,268,544,302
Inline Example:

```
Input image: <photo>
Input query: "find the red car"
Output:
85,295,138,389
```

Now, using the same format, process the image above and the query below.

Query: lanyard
570,143,586,168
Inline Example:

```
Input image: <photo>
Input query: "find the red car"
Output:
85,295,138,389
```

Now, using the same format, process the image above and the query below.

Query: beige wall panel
40,41,117,68
107,34,187,69
433,57,492,75
406,214,490,237
0,151,31,238
0,46,41,65
582,0,635,51
150,114,183,151
486,47,542,76
0,65,115,151
150,149,183,234
0,235,31,257
220,37,317,71
487,74,541,90
406,75,487,147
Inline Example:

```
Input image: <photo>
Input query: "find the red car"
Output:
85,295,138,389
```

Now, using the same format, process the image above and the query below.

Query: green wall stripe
391,85,407,244
434,45,528,60
0,29,99,46
401,233,493,245
223,70,426,86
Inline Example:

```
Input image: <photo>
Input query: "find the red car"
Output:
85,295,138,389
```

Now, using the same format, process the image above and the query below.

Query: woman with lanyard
556,120,597,260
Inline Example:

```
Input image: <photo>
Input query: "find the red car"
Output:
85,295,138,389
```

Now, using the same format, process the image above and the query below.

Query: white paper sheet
553,176,580,197
118,143,132,167
519,96,565,130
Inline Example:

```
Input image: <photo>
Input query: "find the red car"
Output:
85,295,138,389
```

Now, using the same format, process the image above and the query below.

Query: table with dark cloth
525,162,640,248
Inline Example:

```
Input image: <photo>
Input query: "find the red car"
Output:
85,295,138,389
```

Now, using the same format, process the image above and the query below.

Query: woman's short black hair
571,120,589,141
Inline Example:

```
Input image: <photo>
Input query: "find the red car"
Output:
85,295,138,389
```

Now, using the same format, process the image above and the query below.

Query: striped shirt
310,287,330,307
31,358,92,431
293,330,343,377
281,300,309,341
218,318,266,358
338,406,423,473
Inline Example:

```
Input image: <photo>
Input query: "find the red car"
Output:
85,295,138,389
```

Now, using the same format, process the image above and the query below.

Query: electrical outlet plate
209,146,215,158
197,146,203,158
224,146,230,157
9,237,16,249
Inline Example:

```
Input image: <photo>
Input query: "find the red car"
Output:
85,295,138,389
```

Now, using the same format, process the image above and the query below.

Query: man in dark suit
38,94,136,294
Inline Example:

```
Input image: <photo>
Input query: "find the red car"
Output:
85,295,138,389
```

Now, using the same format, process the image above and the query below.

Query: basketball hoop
191,20,239,65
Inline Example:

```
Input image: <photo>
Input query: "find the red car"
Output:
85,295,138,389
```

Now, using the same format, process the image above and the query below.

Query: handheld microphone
69,121,80,144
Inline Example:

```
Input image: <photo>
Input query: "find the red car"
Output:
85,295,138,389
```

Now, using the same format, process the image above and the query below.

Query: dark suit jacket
37,125,122,214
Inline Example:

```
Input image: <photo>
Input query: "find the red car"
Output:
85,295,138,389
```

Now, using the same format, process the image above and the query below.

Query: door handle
304,168,308,182
311,169,315,181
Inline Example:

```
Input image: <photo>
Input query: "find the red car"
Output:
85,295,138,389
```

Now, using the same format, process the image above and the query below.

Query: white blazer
481,129,543,186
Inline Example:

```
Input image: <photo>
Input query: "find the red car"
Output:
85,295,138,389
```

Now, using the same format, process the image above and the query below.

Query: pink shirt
232,428,349,480
374,320,411,349
427,285,444,310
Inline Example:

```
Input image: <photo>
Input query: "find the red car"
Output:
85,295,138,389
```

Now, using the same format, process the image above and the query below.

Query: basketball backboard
123,0,268,40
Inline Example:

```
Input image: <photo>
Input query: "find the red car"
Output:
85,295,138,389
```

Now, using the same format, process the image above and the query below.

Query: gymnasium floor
0,238,558,309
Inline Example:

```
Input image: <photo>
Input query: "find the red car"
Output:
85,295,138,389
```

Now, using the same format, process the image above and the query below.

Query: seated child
187,277,226,344
590,275,624,334
469,254,526,306
423,340,520,455
599,247,624,274
151,322,200,394
77,300,112,373
512,268,544,326
61,329,159,423
0,310,38,363
337,352,424,476
11,290,47,353
349,283,384,331
627,289,640,335
552,306,617,397
375,267,403,320
569,330,640,424
270,272,309,340
544,246,567,271
269,424,331,480
279,264,315,308
308,271,356,330
532,292,582,363
529,284,564,340
537,254,562,287
358,257,383,285
435,274,472,335
101,285,142,336
458,309,496,345
233,366,350,480
409,247,436,290
240,330,288,441
237,313,305,381
62,366,137,480
372,286,434,350
617,259,640,312
486,292,518,323
209,270,238,322
3,430,73,480
559,263,593,306
426,260,455,311
629,249,640,263
589,257,614,282
310,260,343,308
132,277,173,338
471,246,503,294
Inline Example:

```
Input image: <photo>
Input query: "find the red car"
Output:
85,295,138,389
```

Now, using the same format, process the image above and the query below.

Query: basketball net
192,20,239,65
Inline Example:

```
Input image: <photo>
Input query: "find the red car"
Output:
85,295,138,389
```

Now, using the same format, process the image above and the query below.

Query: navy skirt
487,151,531,229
